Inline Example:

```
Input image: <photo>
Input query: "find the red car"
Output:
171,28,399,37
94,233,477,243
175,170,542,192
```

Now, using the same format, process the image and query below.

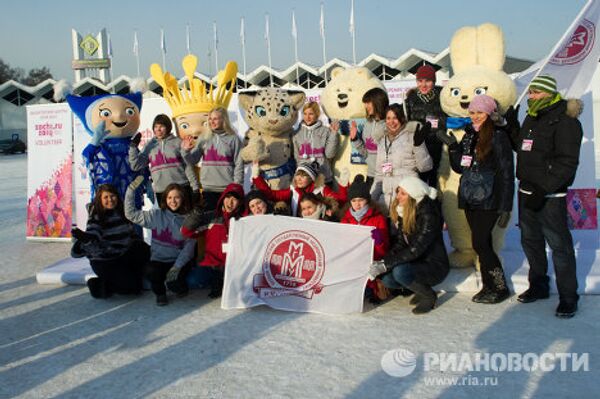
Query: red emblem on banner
253,230,325,299
550,19,595,65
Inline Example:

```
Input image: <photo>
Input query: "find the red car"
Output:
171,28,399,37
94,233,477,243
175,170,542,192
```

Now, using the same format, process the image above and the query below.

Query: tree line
0,58,53,86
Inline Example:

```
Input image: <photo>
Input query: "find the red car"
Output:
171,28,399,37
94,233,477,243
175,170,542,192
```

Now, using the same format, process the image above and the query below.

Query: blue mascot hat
66,92,143,136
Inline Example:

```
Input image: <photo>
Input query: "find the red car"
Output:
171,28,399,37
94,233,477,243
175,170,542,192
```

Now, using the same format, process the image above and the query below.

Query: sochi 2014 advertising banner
26,103,73,240
222,215,373,314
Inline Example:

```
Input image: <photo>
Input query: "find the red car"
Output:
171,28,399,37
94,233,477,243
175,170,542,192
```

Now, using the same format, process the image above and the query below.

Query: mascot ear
449,26,478,73
238,91,257,111
330,67,345,79
288,91,307,110
476,23,505,71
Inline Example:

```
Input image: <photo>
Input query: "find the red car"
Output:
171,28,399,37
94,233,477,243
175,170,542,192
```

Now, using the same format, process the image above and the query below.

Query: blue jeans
186,266,221,289
519,194,578,302
381,263,416,290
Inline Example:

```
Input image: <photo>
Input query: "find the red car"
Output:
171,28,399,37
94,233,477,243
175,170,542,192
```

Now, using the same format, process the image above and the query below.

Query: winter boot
407,281,437,314
87,277,110,299
473,266,509,304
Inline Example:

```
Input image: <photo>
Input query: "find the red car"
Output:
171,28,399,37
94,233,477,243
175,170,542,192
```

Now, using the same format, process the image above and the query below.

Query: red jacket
182,183,244,268
252,176,347,216
340,206,389,260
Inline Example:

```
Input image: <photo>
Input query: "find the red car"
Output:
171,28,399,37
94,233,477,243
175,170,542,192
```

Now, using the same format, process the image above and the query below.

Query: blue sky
0,0,588,80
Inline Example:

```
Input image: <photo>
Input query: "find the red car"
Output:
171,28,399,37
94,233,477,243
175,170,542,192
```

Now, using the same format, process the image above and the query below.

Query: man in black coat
506,75,583,318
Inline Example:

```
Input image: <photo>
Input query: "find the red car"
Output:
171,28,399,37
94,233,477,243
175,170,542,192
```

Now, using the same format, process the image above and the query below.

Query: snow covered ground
1,154,599,399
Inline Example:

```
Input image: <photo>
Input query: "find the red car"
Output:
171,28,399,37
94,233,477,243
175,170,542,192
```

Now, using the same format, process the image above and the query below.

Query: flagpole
292,10,299,86
515,0,594,104
350,0,356,65
320,2,328,83
133,30,141,77
213,21,219,73
240,17,248,88
265,13,273,87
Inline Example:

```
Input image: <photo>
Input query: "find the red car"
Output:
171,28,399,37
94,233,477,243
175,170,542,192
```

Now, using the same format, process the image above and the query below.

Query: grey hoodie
292,120,338,183
125,186,195,268
182,130,244,192
129,134,199,193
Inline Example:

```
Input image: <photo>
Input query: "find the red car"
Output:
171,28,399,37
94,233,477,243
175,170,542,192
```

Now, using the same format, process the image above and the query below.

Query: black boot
517,288,549,303
407,282,437,314
555,300,578,318
87,277,110,299
473,267,510,304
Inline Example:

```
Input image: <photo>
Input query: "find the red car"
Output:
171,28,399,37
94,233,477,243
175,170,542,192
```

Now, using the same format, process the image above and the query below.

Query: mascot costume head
61,80,146,204
150,54,237,141
238,88,305,189
438,23,516,268
319,66,385,181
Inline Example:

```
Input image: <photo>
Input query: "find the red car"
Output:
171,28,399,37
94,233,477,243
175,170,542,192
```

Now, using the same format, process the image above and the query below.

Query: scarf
350,205,369,222
301,120,323,130
527,93,561,117
416,89,437,104
303,204,325,220
446,117,472,129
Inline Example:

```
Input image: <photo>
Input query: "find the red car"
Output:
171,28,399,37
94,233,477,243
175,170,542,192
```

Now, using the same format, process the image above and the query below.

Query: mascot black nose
338,93,348,101
461,95,469,100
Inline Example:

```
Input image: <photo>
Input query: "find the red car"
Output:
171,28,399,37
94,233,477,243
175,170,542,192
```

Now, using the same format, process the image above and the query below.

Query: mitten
90,121,110,146
368,260,388,281
129,175,145,191
413,121,432,147
130,132,142,147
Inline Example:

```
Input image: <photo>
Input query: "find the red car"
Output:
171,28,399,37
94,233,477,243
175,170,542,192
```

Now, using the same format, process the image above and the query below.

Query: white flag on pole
320,3,325,38
240,17,245,45
186,24,191,54
160,28,166,53
292,10,298,39
213,21,218,47
222,215,372,314
264,13,270,43
349,0,355,35
133,31,139,56
519,0,600,98
107,33,113,58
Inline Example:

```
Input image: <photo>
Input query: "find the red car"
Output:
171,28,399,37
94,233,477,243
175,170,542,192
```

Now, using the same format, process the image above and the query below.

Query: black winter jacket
405,86,447,162
383,197,449,286
449,124,515,212
510,99,583,194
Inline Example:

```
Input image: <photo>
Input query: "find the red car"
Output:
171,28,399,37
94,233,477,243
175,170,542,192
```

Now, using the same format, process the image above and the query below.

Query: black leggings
90,240,150,295
465,209,505,289
145,260,192,296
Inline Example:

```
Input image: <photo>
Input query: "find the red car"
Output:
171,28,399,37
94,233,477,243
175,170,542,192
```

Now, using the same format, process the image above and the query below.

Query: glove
368,260,388,281
336,167,350,187
435,130,457,147
90,121,110,146
71,228,95,243
166,266,181,283
413,121,432,147
371,228,384,245
504,105,521,135
522,188,547,211
329,120,340,134
129,175,145,191
130,132,142,147
497,212,511,228
251,162,261,179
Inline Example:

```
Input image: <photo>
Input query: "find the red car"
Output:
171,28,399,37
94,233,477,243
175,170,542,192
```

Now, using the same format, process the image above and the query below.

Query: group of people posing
72,66,584,319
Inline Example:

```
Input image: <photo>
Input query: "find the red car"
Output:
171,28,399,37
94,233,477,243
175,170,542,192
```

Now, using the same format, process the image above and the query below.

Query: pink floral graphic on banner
567,188,597,230
26,156,73,238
